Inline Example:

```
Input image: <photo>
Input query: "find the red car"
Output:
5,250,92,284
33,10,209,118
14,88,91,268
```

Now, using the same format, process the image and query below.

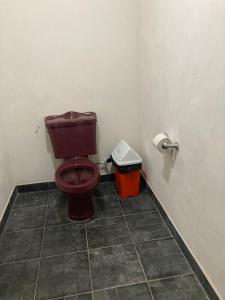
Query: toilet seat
55,158,100,194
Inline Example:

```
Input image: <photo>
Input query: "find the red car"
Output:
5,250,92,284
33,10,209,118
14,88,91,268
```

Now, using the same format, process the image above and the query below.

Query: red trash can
111,140,142,198
115,168,141,198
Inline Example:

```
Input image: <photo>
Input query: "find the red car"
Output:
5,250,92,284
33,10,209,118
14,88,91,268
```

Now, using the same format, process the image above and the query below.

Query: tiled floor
0,183,209,300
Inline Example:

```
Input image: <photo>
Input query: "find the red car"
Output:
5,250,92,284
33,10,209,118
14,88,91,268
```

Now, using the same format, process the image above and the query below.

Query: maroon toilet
45,111,100,221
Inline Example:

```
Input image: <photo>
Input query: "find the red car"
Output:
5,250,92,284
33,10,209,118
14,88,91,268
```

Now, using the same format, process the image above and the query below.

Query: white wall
0,25,15,220
140,0,225,298
0,0,140,184
0,119,14,221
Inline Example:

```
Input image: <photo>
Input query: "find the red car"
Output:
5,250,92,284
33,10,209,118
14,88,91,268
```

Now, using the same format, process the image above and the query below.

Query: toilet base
67,192,95,221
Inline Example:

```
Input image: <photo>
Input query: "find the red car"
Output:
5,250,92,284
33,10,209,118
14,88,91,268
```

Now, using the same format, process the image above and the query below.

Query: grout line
2,227,44,234
89,214,122,222
134,235,174,243
47,280,149,300
11,203,48,211
16,190,50,195
92,280,148,293
47,291,92,300
89,242,133,251
0,257,40,266
122,210,158,217
147,272,194,283
85,224,94,300
0,248,92,267
47,280,150,299
112,186,155,300
0,250,89,267
133,235,176,244
33,189,50,300
43,222,73,229
41,249,88,259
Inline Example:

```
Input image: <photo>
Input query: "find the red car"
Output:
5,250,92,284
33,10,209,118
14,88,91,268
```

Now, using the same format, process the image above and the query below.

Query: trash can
111,140,142,198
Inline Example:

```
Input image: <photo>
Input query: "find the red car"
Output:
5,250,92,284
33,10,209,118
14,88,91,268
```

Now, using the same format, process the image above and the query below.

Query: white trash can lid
111,140,142,166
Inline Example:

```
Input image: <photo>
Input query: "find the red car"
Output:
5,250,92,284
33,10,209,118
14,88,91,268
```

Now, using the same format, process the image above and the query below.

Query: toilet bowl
55,158,100,221
45,111,99,221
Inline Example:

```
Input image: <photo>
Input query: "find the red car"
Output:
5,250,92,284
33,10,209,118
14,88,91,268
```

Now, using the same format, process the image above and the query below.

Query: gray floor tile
0,259,39,300
0,229,43,263
93,283,153,300
90,244,145,290
149,274,208,300
13,191,49,208
42,223,87,257
86,216,131,249
136,238,192,280
49,188,68,205
46,193,70,226
126,212,171,243
4,205,46,232
36,252,91,299
119,191,157,215
94,194,122,220
95,183,116,197
66,294,92,300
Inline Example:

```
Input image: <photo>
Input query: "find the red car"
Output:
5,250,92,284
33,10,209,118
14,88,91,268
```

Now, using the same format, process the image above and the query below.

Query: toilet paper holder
162,141,179,150
153,133,179,153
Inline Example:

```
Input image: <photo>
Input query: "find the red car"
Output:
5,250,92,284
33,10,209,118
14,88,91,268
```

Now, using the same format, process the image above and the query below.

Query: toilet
45,111,100,221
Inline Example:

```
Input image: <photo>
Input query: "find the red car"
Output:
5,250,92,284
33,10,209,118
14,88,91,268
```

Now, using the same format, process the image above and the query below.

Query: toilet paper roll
152,133,171,153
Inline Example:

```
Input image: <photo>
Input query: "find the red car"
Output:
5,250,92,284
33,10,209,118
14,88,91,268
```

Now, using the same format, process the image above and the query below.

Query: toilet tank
45,111,97,159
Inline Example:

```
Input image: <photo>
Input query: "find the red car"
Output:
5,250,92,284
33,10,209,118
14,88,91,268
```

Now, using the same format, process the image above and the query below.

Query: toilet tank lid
45,111,97,128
